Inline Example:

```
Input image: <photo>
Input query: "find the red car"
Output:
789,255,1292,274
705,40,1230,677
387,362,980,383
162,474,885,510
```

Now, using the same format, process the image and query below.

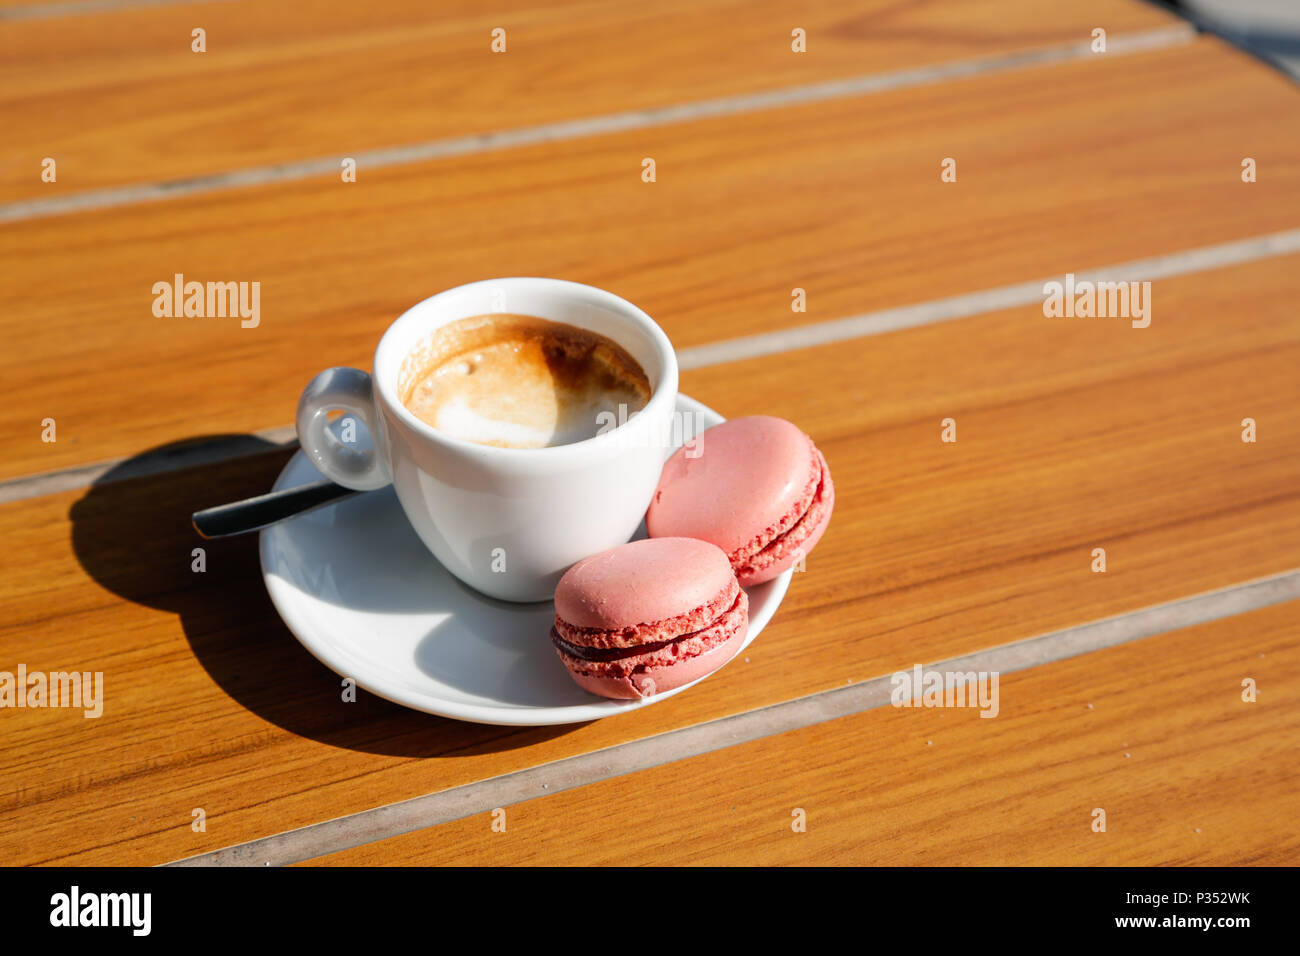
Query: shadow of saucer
68,435,585,757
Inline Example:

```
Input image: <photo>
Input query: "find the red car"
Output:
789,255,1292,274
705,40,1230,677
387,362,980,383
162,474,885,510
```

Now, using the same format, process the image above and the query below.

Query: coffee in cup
399,314,651,449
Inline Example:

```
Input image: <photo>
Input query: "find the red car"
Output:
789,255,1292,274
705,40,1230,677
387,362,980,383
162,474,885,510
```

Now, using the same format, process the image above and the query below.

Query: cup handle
295,367,392,491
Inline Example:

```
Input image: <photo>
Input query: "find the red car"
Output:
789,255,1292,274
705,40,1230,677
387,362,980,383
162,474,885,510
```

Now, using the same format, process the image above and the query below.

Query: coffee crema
399,314,652,449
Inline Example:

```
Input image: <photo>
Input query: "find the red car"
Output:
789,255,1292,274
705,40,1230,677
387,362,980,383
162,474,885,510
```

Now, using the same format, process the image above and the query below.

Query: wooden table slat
306,599,1300,865
0,0,1178,201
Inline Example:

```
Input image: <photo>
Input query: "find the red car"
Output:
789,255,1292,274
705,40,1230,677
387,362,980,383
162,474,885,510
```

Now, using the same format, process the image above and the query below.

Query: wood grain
0,0,1178,201
306,599,1300,865
0,254,1297,864
4,37,1300,480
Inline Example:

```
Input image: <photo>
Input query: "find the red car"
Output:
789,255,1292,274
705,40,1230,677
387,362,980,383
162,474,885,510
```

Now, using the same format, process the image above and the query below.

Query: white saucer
259,394,792,725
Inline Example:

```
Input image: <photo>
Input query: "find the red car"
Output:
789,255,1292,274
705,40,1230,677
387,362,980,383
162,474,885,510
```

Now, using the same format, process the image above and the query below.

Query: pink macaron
646,415,834,586
550,537,749,700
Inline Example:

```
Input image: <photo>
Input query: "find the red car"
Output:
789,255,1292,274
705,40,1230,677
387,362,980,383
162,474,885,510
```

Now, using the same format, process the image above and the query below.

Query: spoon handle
192,480,360,538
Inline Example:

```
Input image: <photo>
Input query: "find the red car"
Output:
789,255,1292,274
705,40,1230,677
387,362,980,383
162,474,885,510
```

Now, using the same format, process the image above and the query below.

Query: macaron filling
551,588,747,680
553,577,741,649
736,448,834,580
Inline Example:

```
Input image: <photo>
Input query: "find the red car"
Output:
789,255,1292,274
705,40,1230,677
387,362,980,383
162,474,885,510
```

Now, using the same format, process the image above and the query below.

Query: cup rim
372,277,679,459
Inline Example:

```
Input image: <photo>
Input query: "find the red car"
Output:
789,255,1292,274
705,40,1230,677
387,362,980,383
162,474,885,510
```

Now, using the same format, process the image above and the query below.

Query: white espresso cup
295,278,680,602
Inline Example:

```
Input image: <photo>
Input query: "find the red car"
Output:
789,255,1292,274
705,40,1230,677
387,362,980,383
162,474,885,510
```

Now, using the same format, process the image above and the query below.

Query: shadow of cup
68,435,583,757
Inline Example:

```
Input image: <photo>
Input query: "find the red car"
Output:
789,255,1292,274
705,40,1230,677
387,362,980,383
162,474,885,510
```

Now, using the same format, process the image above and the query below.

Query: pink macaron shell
646,416,817,559
736,449,835,586
555,590,749,700
554,537,734,632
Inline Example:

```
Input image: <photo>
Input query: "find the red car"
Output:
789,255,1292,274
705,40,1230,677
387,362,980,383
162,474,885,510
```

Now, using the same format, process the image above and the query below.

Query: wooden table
2,0,1298,867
